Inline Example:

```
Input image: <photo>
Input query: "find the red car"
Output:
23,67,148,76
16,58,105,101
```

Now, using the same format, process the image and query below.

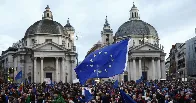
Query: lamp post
12,68,14,82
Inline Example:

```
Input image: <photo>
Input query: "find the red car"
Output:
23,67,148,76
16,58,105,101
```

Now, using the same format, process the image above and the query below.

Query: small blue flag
140,75,144,80
84,89,93,102
75,39,130,85
120,90,136,103
136,75,144,84
146,81,150,87
5,95,8,103
154,83,159,89
15,70,22,80
78,97,85,103
32,87,37,95
136,79,142,84
113,80,119,89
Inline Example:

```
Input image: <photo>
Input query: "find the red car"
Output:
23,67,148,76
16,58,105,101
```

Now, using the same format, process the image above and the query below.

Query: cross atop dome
42,5,53,20
129,2,140,20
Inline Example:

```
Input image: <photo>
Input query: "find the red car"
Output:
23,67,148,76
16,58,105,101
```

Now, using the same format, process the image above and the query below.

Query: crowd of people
0,79,195,103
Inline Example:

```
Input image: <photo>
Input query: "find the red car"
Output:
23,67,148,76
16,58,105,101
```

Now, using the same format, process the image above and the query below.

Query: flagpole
97,69,99,82
96,65,99,83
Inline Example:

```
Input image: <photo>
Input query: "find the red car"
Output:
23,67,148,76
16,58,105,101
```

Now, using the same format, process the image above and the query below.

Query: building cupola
42,5,53,20
129,2,140,20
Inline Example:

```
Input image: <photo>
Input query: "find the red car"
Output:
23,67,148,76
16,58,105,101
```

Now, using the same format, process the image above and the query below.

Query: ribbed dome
115,20,158,37
25,19,65,36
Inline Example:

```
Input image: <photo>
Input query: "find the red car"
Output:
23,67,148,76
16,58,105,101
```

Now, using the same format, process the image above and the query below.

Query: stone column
157,57,161,80
132,57,136,81
40,57,44,83
55,57,59,82
62,57,65,83
128,60,131,81
69,60,73,83
70,59,76,83
34,57,37,83
139,57,142,78
152,57,156,80
161,60,166,79
129,59,132,81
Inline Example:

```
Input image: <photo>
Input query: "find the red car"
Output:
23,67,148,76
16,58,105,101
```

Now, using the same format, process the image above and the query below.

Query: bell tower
42,5,53,20
101,16,113,45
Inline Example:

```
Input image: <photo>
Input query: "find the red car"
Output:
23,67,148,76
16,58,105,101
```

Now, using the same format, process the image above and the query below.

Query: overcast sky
0,0,196,61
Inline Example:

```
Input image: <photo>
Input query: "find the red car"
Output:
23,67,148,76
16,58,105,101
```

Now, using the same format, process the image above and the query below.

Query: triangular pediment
131,42,162,51
33,41,66,51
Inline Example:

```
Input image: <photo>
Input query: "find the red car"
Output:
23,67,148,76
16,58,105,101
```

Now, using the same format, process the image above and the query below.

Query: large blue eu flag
15,70,22,80
75,39,130,85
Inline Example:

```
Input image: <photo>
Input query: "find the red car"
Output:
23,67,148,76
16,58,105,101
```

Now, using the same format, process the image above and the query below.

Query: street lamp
11,68,14,82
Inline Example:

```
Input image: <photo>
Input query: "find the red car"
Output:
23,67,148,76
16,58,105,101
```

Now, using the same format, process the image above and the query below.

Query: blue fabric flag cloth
15,70,22,80
113,80,119,89
136,75,144,84
146,81,150,87
5,95,8,103
75,39,130,85
120,90,136,103
154,83,159,89
84,89,93,102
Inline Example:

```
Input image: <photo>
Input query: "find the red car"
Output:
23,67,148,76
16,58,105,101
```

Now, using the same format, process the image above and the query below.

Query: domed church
0,5,77,83
87,3,166,81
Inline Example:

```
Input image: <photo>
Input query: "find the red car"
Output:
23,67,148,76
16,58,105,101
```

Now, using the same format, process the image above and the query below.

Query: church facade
0,5,77,83
87,3,166,81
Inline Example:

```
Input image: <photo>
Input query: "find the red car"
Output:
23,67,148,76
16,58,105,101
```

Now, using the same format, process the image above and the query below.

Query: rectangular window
45,39,52,42
106,34,109,38
47,13,49,17
195,47,196,52
25,41,27,46
106,38,109,42
32,39,34,43
139,40,142,44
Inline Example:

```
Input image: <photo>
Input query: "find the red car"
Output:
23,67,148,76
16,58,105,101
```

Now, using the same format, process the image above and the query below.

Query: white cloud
0,35,17,53
0,0,196,61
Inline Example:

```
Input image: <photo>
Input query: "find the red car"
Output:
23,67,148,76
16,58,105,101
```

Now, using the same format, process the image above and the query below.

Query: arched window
68,43,69,47
135,12,137,18
47,13,49,17
132,12,134,18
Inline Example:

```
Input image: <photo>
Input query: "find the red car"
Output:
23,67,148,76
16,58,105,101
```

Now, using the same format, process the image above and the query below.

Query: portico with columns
33,56,76,83
123,42,166,81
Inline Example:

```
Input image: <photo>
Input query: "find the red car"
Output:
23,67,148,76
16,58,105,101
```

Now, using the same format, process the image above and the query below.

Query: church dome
115,20,158,37
25,19,64,36
115,3,158,37
25,5,65,36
